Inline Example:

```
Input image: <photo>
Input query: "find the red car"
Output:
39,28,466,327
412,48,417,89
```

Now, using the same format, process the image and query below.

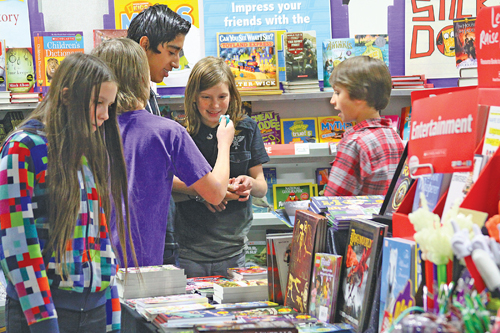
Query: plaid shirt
0,123,121,332
324,118,404,197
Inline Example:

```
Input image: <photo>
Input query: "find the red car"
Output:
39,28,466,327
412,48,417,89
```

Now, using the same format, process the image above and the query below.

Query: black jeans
6,296,107,332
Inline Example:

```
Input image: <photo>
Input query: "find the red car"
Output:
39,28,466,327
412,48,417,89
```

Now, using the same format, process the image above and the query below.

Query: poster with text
203,0,331,81
114,0,203,88
1,0,32,48
405,0,486,79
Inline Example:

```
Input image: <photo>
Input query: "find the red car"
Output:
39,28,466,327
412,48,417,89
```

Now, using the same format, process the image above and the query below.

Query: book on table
227,266,267,281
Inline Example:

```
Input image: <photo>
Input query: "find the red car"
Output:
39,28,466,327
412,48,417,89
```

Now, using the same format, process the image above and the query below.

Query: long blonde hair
16,53,135,275
184,56,244,136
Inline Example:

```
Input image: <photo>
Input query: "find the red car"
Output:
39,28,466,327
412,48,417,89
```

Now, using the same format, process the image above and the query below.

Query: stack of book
391,74,434,89
0,91,10,105
116,265,187,299
212,279,268,304
185,275,229,297
136,300,215,322
227,266,267,281
457,67,478,87
309,195,384,230
282,81,321,94
153,309,235,331
10,92,40,104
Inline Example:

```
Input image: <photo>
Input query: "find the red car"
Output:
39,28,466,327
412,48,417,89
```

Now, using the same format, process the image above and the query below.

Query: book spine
33,34,44,93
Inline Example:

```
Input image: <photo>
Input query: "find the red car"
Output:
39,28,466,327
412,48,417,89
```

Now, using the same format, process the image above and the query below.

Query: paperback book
285,210,327,313
32,31,84,94
354,34,389,68
273,183,316,210
228,266,267,281
245,240,267,267
453,17,477,69
284,31,318,84
308,253,342,323
317,116,354,143
338,218,387,332
251,111,281,145
379,238,416,333
137,302,215,322
281,117,318,144
412,173,452,212
316,167,330,196
322,38,355,89
5,47,35,93
194,320,298,333
217,31,279,92
153,309,235,328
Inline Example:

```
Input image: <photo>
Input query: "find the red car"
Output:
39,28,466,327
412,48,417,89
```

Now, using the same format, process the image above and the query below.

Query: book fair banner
203,0,331,81
113,0,203,88
405,0,488,79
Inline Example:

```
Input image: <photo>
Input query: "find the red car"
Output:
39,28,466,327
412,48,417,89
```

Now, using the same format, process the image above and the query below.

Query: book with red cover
338,218,387,332
284,210,327,313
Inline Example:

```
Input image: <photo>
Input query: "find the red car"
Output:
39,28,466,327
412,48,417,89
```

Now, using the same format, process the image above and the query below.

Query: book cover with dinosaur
338,218,387,332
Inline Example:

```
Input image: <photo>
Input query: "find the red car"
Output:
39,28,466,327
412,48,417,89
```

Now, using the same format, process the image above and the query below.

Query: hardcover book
284,31,318,84
379,238,416,333
0,40,5,91
275,29,287,83
217,31,279,92
33,31,84,94
317,116,354,143
273,183,316,210
308,253,342,323
281,117,318,144
322,38,355,89
316,167,330,196
285,210,327,313
338,218,387,332
453,17,477,69
354,34,389,68
93,29,127,47
267,233,293,304
5,47,35,93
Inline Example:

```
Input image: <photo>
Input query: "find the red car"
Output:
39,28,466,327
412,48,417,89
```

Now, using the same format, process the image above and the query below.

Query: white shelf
252,212,290,227
0,103,39,111
158,90,413,105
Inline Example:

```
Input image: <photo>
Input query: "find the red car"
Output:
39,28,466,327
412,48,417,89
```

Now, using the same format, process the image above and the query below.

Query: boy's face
330,85,359,123
144,34,186,83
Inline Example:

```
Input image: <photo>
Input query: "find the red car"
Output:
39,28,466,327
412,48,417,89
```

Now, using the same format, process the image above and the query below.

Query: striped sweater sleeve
0,133,59,332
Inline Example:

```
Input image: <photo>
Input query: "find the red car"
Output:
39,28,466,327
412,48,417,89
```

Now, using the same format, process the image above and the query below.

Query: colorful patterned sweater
0,121,121,332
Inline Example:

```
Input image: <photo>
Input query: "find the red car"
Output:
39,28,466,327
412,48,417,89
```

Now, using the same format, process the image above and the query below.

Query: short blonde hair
184,56,243,136
92,38,150,113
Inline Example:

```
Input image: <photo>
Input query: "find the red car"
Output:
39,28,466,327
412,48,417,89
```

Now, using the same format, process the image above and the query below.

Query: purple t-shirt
111,109,211,267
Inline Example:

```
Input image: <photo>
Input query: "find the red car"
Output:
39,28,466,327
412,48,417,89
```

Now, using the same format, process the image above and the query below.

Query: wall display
203,0,331,81
113,0,203,88
405,0,482,79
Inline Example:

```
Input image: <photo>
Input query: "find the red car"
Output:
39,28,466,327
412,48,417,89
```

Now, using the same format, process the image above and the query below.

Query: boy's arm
324,140,364,196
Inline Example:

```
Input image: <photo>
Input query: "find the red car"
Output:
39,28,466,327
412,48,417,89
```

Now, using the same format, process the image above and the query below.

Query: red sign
476,6,500,88
408,88,486,176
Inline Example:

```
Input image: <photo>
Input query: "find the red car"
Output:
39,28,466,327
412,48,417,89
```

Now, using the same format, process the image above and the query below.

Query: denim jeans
179,251,246,278
6,296,107,333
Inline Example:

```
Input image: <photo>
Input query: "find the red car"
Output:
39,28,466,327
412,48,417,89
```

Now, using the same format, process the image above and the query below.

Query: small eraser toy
219,115,230,125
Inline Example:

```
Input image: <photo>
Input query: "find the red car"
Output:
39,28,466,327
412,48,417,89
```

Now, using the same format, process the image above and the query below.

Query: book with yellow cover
281,117,318,144
317,116,355,143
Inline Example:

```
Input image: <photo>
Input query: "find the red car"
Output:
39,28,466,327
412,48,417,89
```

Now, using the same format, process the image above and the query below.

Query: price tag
294,143,309,155
329,143,337,155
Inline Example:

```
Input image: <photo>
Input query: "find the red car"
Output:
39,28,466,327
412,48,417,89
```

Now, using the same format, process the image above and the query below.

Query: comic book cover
338,219,387,332
284,210,327,313
308,253,342,323
322,38,355,89
284,31,318,84
354,34,389,68
379,238,416,333
317,116,355,143
32,31,84,94
453,17,477,69
217,31,279,91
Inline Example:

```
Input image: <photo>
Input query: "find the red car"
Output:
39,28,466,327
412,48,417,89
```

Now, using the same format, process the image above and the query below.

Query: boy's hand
216,118,234,147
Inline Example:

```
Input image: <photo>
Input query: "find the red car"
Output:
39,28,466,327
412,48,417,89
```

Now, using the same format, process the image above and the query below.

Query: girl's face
90,81,117,132
196,82,230,128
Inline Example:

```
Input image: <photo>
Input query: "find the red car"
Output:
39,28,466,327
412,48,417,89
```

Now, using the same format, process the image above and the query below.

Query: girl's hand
216,118,234,148
204,200,228,213
229,176,252,202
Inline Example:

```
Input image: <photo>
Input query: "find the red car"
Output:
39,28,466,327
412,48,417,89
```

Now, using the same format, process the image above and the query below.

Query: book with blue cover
378,238,416,333
322,38,355,90
411,173,451,212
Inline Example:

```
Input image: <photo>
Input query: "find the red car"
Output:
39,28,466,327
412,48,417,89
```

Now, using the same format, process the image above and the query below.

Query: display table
121,303,157,333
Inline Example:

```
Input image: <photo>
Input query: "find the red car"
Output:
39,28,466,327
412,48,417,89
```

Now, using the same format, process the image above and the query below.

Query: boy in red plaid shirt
324,56,404,196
